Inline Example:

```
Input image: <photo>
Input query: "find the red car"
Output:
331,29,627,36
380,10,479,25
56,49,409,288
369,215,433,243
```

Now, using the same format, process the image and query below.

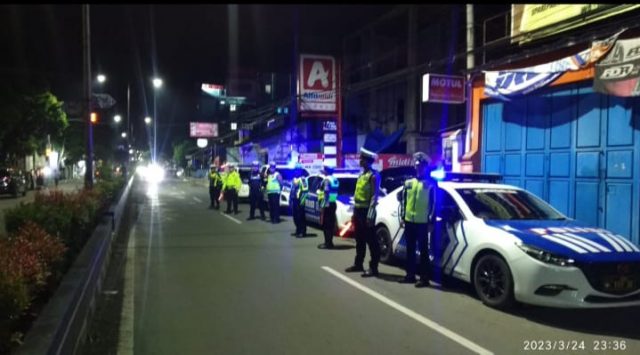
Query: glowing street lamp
121,132,127,138
114,114,122,123
145,116,152,125
152,78,163,89
97,74,106,83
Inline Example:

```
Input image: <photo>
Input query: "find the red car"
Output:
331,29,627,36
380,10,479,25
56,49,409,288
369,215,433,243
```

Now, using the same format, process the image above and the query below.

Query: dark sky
0,4,395,155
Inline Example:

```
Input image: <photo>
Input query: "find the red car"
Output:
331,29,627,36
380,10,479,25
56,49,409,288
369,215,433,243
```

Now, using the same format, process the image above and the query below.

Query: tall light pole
83,4,93,189
152,77,162,163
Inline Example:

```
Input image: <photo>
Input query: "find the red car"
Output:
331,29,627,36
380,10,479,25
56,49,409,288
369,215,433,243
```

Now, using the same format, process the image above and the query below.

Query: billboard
422,74,465,104
594,36,640,97
299,54,337,112
189,122,218,138
201,83,224,98
511,4,639,44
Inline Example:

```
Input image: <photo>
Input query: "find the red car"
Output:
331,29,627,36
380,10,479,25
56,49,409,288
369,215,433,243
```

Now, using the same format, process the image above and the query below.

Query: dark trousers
268,193,280,223
292,200,307,235
353,208,379,271
249,192,265,218
209,186,221,209
322,203,337,246
225,189,238,213
404,222,431,280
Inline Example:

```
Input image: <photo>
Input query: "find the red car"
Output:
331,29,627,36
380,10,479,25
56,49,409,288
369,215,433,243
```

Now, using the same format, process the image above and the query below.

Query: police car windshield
457,188,564,220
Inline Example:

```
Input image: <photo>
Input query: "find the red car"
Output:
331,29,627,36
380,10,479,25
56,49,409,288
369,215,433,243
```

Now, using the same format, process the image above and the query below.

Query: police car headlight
515,242,575,267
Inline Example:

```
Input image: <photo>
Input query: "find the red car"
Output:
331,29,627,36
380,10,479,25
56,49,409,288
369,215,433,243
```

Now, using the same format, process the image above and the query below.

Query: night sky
0,4,395,158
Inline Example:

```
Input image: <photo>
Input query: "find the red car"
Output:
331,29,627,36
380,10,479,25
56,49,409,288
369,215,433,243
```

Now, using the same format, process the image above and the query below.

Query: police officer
248,161,266,220
317,162,339,249
209,165,223,209
290,163,308,237
266,161,283,223
399,152,435,288
345,147,381,277
223,163,241,214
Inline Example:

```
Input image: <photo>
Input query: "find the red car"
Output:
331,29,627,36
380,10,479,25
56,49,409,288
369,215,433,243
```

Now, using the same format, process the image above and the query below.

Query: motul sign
299,54,337,112
422,74,466,104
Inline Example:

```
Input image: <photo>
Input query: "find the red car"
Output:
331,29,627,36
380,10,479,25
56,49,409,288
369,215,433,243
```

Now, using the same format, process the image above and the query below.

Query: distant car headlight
515,242,575,267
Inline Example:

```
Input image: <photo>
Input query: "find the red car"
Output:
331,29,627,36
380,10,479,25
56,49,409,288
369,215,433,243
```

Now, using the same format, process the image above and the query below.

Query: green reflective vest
318,175,339,208
266,172,281,194
294,176,309,203
354,171,374,208
223,171,242,191
210,171,222,187
403,178,434,223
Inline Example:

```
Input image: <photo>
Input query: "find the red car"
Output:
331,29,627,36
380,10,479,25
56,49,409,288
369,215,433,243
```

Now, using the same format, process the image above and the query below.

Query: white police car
375,172,640,309
304,170,359,235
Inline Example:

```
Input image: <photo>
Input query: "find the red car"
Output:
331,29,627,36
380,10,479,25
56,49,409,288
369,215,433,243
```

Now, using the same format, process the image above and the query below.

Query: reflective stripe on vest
267,172,281,193
354,171,373,208
404,178,431,223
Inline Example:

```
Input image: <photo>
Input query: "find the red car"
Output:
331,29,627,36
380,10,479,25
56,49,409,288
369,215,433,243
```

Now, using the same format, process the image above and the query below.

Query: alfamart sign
422,74,465,104
299,54,337,112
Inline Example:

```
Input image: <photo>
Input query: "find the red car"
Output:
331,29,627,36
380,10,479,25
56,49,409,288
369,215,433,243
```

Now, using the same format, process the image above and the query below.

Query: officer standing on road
345,148,381,277
266,161,283,224
247,161,266,220
209,165,223,209
398,152,435,288
223,164,241,214
317,162,339,249
290,163,308,237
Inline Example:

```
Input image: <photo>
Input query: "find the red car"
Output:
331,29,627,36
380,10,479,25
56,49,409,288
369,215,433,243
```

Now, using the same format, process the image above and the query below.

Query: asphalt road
84,178,640,355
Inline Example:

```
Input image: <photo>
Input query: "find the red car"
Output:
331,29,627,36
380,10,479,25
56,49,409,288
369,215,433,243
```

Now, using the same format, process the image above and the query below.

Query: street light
121,132,127,138
114,114,122,123
153,78,163,88
97,74,106,83
152,77,162,163
145,116,152,125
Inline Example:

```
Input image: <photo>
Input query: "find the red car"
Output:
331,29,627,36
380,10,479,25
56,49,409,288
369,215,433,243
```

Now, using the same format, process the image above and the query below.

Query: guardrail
16,175,136,355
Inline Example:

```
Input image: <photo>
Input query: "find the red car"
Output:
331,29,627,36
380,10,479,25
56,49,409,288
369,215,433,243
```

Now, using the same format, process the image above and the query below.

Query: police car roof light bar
444,172,503,183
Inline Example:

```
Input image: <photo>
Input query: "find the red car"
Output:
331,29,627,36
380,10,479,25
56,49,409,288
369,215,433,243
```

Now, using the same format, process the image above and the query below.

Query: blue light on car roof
430,167,446,181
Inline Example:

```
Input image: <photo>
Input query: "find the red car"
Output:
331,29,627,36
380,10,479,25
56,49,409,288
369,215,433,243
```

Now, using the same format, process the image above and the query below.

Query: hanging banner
485,31,620,100
593,36,640,97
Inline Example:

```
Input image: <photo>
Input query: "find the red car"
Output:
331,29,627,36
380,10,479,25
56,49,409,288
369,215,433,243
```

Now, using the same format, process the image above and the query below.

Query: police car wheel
376,226,393,264
473,254,515,309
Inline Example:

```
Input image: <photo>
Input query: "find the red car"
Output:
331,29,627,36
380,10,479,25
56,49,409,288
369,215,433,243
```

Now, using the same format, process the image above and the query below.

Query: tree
172,139,195,168
0,85,68,165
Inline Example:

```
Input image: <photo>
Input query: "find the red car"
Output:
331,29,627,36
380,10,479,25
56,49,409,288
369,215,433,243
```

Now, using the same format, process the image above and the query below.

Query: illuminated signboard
422,74,465,104
189,122,218,138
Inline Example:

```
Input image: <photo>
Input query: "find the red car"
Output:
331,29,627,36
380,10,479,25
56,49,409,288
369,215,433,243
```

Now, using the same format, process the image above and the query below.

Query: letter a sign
299,54,337,112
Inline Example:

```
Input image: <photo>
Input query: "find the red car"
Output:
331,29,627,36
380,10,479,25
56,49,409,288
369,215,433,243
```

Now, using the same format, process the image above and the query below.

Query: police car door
430,188,465,279
304,176,322,224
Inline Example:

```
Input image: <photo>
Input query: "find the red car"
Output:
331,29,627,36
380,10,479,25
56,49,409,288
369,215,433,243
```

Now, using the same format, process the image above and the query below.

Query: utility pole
83,4,93,189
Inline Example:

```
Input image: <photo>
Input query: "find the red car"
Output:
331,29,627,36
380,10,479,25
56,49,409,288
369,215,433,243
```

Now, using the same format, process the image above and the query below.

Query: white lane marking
540,234,588,253
118,226,136,355
193,196,202,203
598,233,625,252
221,213,242,224
322,266,493,355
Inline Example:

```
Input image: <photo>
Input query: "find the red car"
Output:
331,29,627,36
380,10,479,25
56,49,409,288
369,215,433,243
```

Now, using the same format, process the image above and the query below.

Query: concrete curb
15,176,135,355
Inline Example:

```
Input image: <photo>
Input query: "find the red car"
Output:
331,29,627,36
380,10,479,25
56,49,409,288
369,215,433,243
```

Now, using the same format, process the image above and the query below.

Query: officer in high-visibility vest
223,163,241,214
247,161,266,220
290,163,308,237
345,147,381,277
318,162,339,249
266,161,283,224
399,152,435,288
209,165,223,210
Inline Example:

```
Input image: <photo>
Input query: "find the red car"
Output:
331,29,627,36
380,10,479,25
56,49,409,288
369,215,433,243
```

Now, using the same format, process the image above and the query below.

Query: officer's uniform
223,166,241,214
346,148,381,277
291,167,308,237
318,166,339,249
248,162,266,220
266,163,282,223
399,152,435,288
209,166,223,209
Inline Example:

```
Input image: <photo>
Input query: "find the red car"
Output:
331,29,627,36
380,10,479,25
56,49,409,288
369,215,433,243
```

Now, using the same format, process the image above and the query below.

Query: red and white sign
189,122,218,138
201,83,224,98
422,74,465,104
344,154,414,171
299,54,337,112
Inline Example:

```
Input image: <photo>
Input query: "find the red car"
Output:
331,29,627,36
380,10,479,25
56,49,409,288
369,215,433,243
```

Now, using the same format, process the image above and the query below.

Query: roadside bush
0,223,66,352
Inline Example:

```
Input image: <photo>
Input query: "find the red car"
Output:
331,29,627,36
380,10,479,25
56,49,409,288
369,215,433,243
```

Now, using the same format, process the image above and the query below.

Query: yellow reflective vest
223,171,241,191
402,178,434,223
354,170,375,208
